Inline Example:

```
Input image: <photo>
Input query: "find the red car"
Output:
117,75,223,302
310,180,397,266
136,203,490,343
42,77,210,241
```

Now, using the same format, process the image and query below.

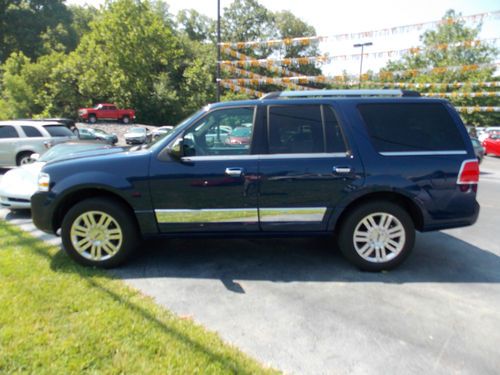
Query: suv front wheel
61,198,139,268
338,201,415,271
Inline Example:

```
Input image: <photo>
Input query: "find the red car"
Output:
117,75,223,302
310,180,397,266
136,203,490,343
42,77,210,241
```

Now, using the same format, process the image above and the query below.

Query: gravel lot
1,156,500,374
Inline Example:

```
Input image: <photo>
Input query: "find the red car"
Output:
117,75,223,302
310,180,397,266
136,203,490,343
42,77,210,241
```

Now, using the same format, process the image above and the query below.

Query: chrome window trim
379,150,467,156
259,153,347,160
181,152,348,162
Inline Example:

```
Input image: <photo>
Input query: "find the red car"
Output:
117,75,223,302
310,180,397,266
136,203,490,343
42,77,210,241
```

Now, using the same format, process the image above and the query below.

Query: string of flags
422,92,500,98
218,10,500,49
455,106,500,113
222,48,304,77
219,81,264,97
219,72,500,87
219,39,500,66
220,65,312,90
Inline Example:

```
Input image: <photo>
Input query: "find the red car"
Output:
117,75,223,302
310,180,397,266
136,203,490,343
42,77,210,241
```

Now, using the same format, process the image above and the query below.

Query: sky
66,0,500,76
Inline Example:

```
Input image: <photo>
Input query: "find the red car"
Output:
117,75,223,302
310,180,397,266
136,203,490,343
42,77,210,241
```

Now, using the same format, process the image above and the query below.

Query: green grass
0,221,278,374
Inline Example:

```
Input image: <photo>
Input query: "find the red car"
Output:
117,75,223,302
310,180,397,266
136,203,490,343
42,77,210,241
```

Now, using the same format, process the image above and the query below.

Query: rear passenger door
258,104,364,232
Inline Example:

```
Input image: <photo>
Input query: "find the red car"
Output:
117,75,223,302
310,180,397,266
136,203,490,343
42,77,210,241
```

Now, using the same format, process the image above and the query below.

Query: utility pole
216,0,221,102
353,42,372,89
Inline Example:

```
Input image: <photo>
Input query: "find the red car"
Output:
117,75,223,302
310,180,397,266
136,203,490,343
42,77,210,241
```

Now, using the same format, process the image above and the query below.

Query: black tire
61,198,139,268
88,114,97,124
122,115,130,124
337,201,415,271
16,151,34,166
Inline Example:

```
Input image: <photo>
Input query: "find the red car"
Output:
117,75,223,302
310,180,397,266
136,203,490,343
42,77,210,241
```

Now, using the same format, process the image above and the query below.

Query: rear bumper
421,200,480,232
31,191,57,234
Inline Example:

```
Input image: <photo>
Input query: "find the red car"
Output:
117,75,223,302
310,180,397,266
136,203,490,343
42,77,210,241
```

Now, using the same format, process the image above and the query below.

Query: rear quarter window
358,103,465,152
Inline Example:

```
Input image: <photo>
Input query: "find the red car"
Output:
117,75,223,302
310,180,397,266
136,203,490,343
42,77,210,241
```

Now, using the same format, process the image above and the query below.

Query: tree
0,0,77,62
177,9,215,43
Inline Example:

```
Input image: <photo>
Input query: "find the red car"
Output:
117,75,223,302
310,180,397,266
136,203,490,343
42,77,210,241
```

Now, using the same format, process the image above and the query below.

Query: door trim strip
259,207,327,223
155,207,328,224
155,208,258,223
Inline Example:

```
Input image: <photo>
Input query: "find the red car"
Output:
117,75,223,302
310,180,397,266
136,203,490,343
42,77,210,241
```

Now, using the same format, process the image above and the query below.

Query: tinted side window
21,125,43,137
268,105,324,154
358,103,465,152
0,125,19,138
43,125,74,137
183,107,255,156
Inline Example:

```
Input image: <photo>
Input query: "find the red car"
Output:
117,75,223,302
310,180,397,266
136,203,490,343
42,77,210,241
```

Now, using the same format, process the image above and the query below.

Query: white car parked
0,142,123,210
0,120,76,167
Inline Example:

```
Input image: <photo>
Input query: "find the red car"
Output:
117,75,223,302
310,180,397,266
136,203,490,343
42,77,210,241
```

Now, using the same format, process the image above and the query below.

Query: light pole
216,0,221,102
353,42,372,88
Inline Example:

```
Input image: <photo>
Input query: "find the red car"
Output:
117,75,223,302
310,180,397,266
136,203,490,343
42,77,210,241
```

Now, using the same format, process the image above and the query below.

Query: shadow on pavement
110,231,500,286
3,205,499,286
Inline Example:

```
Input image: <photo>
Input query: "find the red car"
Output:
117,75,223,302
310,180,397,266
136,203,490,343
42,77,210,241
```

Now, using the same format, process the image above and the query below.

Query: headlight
37,172,50,192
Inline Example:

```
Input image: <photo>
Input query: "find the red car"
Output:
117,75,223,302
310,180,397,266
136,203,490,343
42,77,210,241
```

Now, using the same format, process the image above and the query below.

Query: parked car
124,127,150,144
78,103,135,124
478,127,500,142
470,137,485,163
31,89,479,271
151,126,174,141
78,127,118,145
205,125,232,146
482,133,500,157
0,120,77,167
0,142,123,210
224,126,252,146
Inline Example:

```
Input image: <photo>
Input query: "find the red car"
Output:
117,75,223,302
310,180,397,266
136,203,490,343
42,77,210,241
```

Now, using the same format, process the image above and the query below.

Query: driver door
149,106,261,233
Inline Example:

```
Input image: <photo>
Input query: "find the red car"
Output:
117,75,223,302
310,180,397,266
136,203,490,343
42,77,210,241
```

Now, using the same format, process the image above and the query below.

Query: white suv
0,120,77,167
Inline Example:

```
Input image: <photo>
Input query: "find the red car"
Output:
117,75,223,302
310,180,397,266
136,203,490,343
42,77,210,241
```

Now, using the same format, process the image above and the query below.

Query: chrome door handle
333,166,352,174
225,167,244,177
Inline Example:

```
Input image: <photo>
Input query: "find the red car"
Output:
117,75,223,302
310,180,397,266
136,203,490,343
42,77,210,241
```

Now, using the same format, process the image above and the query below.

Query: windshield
93,128,108,135
129,127,145,133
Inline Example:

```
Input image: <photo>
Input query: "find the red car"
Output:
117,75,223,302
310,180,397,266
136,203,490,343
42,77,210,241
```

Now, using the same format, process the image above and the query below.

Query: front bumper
31,191,57,234
0,195,31,209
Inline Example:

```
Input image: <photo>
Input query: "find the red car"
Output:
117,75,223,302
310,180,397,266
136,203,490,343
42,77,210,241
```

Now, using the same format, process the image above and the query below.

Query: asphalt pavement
1,157,500,374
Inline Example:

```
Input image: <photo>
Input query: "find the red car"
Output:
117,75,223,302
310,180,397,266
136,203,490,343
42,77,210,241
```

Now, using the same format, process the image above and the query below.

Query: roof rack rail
260,89,420,99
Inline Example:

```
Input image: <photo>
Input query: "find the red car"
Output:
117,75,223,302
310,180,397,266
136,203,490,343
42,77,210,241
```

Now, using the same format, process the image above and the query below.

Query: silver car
124,127,150,144
0,120,77,167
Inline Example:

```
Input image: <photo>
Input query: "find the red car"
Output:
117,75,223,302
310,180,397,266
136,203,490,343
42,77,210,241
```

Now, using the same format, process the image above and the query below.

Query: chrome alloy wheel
352,212,406,263
70,211,123,261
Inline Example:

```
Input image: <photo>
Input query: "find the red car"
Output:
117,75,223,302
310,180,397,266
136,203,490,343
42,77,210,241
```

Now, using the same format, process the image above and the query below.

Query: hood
46,146,128,165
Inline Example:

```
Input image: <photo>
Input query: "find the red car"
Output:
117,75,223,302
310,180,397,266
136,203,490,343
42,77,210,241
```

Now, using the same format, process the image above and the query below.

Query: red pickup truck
78,103,136,124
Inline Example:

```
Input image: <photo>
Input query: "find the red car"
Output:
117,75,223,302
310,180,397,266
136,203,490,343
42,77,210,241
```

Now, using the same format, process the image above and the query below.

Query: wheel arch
330,191,424,233
52,188,139,233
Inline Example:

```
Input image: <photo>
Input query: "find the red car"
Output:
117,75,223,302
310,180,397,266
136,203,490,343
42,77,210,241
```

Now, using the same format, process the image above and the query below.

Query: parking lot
1,156,500,374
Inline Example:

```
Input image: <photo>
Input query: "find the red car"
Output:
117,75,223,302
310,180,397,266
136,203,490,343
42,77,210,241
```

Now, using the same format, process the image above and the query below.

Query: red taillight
457,159,479,185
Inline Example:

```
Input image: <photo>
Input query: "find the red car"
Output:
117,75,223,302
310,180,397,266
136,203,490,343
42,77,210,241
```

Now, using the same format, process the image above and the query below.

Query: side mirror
30,153,40,161
167,138,183,160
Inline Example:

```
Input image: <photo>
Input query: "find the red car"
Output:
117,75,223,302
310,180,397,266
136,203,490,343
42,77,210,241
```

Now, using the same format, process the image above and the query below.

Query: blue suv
31,90,480,271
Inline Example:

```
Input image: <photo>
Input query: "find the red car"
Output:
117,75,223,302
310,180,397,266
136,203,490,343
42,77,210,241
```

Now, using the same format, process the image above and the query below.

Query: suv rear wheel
338,201,415,271
88,114,97,124
61,198,139,268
